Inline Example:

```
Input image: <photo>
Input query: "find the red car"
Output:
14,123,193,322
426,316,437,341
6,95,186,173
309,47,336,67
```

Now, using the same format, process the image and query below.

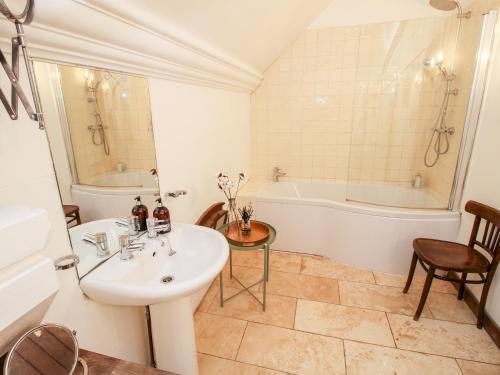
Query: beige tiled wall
251,13,485,203
59,66,156,185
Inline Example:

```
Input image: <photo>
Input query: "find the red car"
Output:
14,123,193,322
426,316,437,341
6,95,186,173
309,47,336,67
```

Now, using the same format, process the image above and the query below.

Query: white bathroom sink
79,222,228,375
79,223,229,305
70,218,128,277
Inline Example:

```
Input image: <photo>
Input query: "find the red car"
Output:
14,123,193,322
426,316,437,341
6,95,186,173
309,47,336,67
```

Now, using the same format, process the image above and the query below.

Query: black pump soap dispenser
153,198,171,234
131,196,148,231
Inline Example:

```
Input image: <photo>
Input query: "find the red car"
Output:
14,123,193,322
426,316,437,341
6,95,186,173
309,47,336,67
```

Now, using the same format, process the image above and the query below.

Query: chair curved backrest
465,200,500,263
195,202,228,229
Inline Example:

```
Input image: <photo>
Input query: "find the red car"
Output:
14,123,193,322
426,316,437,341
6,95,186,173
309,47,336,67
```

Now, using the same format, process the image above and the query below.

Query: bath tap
272,167,287,182
166,190,187,198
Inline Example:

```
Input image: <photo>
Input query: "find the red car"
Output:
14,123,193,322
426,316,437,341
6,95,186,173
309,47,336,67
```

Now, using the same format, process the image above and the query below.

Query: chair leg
414,267,435,321
403,252,418,294
458,272,467,300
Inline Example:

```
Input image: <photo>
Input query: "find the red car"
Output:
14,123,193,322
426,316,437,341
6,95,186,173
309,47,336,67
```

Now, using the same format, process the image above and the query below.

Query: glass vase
227,198,240,228
241,220,251,235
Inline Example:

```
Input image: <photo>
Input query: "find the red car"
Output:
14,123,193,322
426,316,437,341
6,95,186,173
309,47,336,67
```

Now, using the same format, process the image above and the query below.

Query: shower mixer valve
434,127,455,135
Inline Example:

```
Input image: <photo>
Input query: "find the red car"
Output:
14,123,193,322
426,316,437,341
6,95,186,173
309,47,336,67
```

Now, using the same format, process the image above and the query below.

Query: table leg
263,243,269,311
219,271,224,307
265,244,270,282
229,249,233,279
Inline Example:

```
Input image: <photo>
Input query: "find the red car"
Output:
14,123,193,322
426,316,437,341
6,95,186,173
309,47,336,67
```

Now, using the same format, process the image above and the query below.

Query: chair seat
413,238,490,273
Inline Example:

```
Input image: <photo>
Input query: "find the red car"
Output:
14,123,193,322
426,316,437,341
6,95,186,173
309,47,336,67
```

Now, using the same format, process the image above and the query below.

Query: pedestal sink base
150,296,199,375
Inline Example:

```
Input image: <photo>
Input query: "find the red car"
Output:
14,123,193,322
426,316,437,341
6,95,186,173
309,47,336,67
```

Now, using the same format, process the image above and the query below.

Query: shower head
423,59,456,81
429,0,458,11
429,0,471,18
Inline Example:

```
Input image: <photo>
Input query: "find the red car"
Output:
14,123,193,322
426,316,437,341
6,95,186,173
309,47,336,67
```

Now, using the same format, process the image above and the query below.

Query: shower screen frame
448,9,498,211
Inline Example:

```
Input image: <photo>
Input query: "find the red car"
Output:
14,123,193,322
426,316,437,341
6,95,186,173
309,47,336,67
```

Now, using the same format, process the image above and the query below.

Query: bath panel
255,181,460,275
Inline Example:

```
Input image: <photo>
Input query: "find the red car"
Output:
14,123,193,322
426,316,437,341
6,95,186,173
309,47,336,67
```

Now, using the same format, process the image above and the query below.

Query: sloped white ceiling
83,0,332,73
310,0,477,28
4,0,476,91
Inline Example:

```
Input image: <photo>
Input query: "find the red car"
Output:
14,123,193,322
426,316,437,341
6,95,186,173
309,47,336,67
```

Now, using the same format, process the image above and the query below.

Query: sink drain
161,275,174,284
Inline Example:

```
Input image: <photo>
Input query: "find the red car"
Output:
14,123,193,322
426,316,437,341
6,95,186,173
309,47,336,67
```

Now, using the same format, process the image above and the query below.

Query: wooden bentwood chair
403,200,500,329
63,204,81,227
195,202,228,229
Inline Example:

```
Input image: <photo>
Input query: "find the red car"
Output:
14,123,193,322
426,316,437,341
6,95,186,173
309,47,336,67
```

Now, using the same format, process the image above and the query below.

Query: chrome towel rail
0,0,45,129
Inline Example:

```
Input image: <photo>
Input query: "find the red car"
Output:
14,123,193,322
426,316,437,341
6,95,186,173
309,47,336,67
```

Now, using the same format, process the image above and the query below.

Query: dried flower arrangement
217,172,245,225
238,204,254,235
238,204,254,224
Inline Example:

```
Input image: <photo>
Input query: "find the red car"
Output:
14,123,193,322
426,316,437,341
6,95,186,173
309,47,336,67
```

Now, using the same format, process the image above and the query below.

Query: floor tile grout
342,338,347,375
211,270,478,326
196,251,499,374
455,358,465,375
339,277,458,295
198,303,499,365
292,295,298,330
234,321,248,361
197,315,499,371
386,311,398,348
198,352,290,374
235,251,458,293
342,338,500,365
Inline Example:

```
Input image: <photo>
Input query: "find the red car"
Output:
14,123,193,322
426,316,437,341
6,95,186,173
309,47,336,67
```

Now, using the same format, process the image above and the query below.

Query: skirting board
449,271,500,349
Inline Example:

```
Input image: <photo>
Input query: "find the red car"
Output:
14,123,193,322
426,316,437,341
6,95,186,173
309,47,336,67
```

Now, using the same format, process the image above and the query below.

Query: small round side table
217,221,276,311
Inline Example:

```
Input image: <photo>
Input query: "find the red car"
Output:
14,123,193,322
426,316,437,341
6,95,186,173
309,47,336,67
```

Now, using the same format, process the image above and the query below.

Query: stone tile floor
195,250,500,375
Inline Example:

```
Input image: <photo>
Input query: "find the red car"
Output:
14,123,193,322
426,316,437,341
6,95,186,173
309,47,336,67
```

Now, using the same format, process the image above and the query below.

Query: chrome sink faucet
272,167,287,182
119,234,145,261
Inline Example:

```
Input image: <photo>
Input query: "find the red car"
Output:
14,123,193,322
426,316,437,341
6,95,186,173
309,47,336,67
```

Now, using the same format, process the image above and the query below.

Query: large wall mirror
33,61,159,278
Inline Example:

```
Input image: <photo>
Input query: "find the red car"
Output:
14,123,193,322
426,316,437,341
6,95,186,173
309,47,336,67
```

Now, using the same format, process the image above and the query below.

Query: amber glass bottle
131,196,148,231
153,198,171,234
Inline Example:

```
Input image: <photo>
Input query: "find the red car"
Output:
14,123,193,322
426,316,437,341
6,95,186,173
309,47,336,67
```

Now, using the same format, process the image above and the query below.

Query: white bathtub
254,180,460,274
71,170,159,223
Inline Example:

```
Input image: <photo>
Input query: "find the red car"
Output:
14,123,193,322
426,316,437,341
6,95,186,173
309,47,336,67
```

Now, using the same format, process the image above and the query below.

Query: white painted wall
456,15,500,326
0,62,150,364
149,79,251,224
309,0,476,28
1,8,251,365
1,60,250,365
0,6,137,365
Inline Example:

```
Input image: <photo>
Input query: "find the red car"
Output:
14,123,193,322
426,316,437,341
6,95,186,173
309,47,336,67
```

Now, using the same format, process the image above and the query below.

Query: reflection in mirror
0,0,32,19
33,61,159,278
4,324,79,375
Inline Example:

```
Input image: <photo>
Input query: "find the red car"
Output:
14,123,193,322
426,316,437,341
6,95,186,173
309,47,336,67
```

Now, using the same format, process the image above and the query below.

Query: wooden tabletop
74,349,176,375
1,349,176,375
